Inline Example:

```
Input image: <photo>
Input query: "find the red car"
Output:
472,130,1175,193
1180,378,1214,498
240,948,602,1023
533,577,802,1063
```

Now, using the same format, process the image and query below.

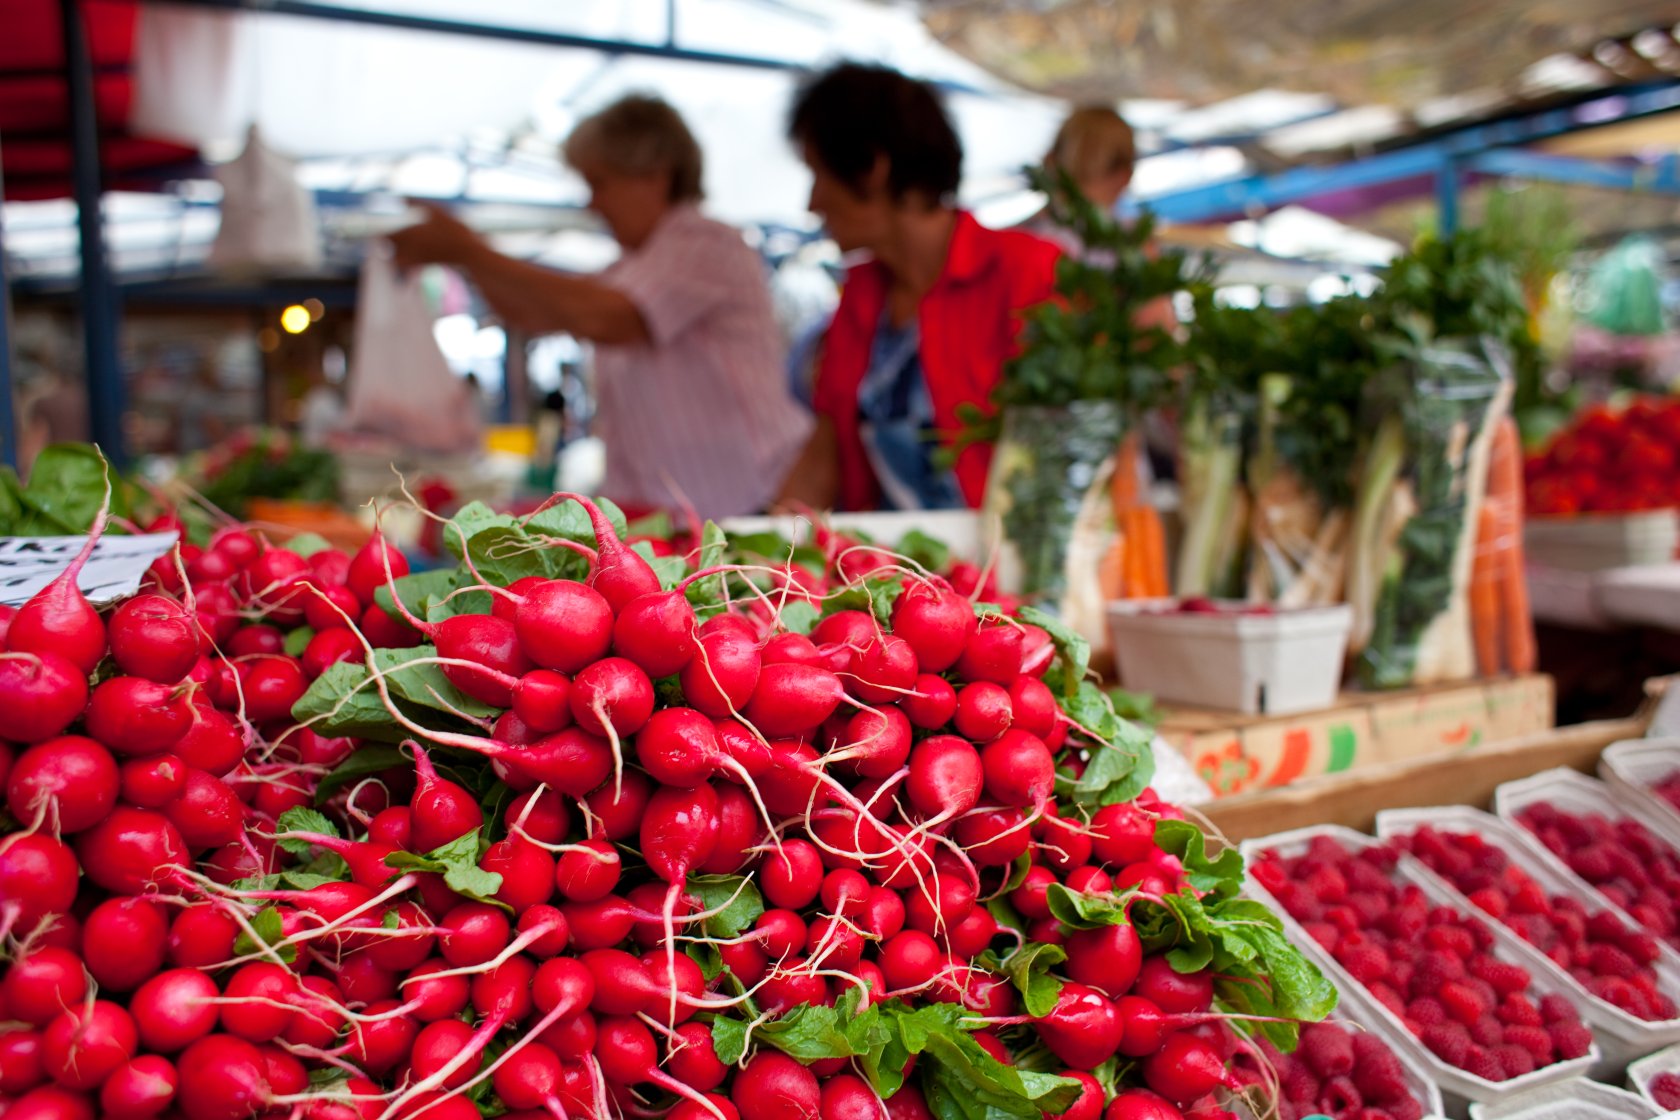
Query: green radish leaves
1017,605,1089,694
684,873,765,938
233,907,298,964
711,997,1082,1118
312,743,409,804
384,829,503,906
291,647,501,740
1043,883,1135,931
273,807,340,858
280,532,332,559
1154,819,1244,898
993,942,1067,1018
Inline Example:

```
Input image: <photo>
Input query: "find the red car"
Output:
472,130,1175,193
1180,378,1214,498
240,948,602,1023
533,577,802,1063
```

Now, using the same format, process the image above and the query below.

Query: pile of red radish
1,490,1333,1120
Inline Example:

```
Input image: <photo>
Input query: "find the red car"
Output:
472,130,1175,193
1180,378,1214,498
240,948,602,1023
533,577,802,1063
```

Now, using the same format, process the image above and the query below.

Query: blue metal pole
1436,154,1461,235
60,0,126,466
0,140,17,470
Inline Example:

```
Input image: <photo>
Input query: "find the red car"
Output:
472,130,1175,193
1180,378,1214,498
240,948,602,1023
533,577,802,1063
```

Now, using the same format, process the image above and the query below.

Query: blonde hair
1046,106,1135,185
562,95,704,202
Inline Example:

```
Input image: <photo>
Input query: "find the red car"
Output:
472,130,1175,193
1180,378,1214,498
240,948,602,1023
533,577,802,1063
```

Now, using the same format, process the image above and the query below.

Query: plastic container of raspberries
1375,805,1680,1073
1226,996,1446,1120
1465,1077,1662,1119
1627,1042,1680,1113
1599,738,1680,834
1240,825,1600,1118
1493,768,1680,955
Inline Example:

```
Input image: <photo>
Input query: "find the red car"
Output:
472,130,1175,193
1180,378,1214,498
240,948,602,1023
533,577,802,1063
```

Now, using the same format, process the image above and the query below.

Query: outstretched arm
388,203,650,345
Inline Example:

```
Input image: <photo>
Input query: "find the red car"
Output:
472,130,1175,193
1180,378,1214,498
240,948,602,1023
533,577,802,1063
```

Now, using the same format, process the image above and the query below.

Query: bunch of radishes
1,490,1331,1120
1252,837,1593,1084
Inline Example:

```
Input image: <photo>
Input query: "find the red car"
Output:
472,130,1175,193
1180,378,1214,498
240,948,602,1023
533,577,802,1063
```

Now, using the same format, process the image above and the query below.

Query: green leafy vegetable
233,907,298,963
273,807,340,858
685,874,765,938
384,830,503,905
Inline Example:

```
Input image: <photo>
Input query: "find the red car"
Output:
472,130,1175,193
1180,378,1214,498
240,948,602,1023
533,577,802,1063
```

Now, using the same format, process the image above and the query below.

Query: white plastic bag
343,247,483,455
205,126,323,274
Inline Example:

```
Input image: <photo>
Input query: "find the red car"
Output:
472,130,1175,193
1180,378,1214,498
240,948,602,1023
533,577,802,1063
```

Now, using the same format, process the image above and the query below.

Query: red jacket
812,212,1061,510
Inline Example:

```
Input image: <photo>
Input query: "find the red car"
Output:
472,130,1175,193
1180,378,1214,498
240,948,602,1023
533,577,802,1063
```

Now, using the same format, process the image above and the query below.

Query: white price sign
0,533,181,607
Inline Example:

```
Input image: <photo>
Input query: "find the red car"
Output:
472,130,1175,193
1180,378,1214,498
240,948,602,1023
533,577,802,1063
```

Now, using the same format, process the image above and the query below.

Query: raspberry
1462,1045,1507,1082
1650,1071,1680,1111
1388,961,1414,993
1621,930,1662,965
1502,1024,1553,1065
1298,1021,1355,1079
1303,921,1341,953
1498,994,1541,1028
1469,1017,1504,1047
1494,1044,1536,1078
1279,1058,1318,1105
1568,845,1614,882
1587,943,1640,978
1345,859,1390,894
1325,905,1362,936
1507,880,1549,916
1546,1020,1593,1059
1337,941,1391,985
1386,1100,1424,1120
1305,864,1350,904
1411,949,1466,996
1352,1111,1397,1120
1538,993,1576,1024
1586,908,1627,941
1318,1075,1362,1114
1406,998,1446,1028
1368,982,1408,1019
1440,980,1489,1026
1421,1022,1470,1065
1422,925,1474,957
1467,887,1508,919
1469,957,1531,996
1347,891,1389,927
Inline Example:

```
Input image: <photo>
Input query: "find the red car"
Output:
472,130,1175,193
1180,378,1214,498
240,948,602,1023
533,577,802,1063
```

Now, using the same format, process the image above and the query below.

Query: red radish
360,601,420,649
954,682,1012,742
636,707,725,788
583,769,654,842
1134,957,1214,1015
517,904,571,958
1065,924,1144,998
3,947,88,1027
665,1021,728,1090
409,743,484,853
227,626,284,659
550,492,662,610
100,1053,177,1117
641,783,721,884
745,662,844,737
849,634,917,703
890,579,976,672
833,705,913,778
571,657,656,739
243,548,313,626
674,1096,741,1120
513,669,574,732
75,807,189,894
555,838,624,902
163,768,246,850
239,657,310,722
7,736,118,832
167,906,239,970
503,728,613,798
120,753,187,808
130,969,219,1053
0,832,79,931
762,838,824,909
219,963,298,1043
437,614,533,707
303,583,362,631
956,623,1023,685
401,962,472,1022
0,651,90,743
482,836,556,914
762,633,824,667
82,898,167,992
811,609,875,654
905,735,983,819
1140,1032,1240,1107
0,1027,45,1094
41,999,136,1090
1104,1090,1183,1120
700,782,766,874
492,1041,566,1110
347,531,409,606
108,594,200,683
980,729,1055,808
85,677,191,755
1009,676,1059,738
1049,1073,1105,1120
346,1002,416,1075
8,506,110,674
514,579,616,674
1091,803,1158,867
438,902,512,968
613,590,699,677
300,627,360,679
731,1049,821,1120
7,1086,99,1120
173,709,247,777
902,674,957,730
681,615,762,718
174,1034,272,1120
1035,982,1123,1070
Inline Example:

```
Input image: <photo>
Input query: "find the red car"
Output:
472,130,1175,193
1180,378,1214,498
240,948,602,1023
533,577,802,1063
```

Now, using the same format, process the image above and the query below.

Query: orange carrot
1469,505,1504,675
1099,537,1128,601
1486,418,1536,673
1138,506,1169,597
1112,432,1143,523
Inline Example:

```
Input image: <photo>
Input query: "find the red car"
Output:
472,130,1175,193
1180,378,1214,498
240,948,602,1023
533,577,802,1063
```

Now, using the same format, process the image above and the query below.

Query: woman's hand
388,202,484,270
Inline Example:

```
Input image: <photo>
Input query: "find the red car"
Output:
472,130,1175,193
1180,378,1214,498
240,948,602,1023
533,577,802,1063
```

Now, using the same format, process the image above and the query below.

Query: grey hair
562,94,705,202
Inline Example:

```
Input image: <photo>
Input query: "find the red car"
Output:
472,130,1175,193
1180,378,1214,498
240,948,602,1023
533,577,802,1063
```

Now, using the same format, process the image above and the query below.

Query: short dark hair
788,63,962,204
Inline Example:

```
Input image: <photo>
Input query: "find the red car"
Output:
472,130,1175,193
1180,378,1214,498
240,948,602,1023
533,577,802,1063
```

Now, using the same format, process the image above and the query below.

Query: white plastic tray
1600,739,1680,835
1240,824,1600,1118
1494,768,1680,855
1628,1042,1680,1113
1467,1078,1661,1120
1376,806,1680,1073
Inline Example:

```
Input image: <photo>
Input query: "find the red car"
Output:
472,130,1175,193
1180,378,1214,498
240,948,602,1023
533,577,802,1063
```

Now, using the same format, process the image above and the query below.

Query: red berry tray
1599,738,1680,837
1376,805,1680,1071
1241,825,1600,1117
1626,1042,1680,1114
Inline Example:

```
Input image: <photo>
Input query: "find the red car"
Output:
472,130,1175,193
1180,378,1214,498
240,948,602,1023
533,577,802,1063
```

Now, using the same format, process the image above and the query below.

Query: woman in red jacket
774,63,1061,512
